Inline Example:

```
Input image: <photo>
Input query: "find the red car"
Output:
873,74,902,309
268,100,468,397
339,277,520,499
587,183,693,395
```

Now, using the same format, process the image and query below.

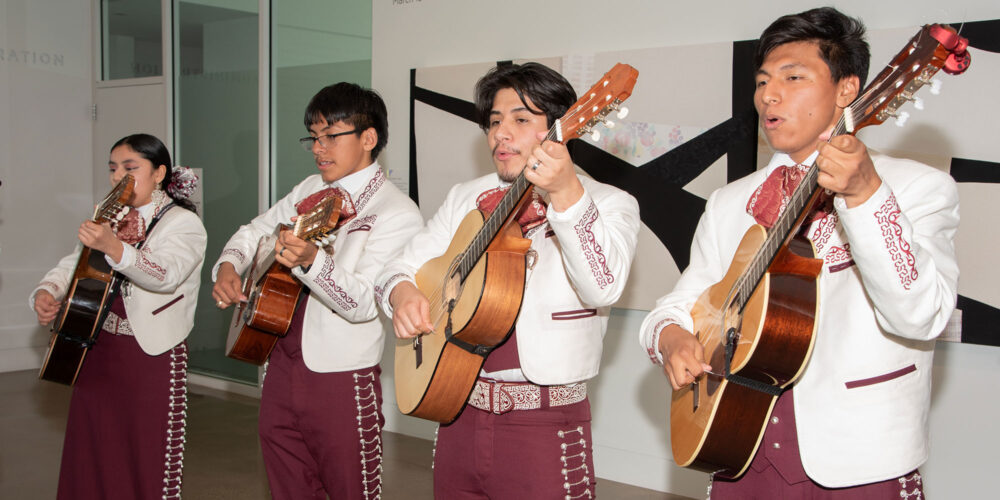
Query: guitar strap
84,203,177,347
722,327,783,397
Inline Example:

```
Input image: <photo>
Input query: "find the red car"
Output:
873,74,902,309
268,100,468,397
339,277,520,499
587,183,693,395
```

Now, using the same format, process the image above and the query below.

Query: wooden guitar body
40,248,116,385
225,194,342,365
392,63,639,424
394,208,531,423
670,225,821,478
667,24,971,477
225,252,304,365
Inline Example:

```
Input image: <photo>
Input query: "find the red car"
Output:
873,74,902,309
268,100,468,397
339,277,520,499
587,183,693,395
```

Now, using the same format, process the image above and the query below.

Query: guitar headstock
94,174,135,223
294,194,343,242
844,24,970,134
554,63,638,142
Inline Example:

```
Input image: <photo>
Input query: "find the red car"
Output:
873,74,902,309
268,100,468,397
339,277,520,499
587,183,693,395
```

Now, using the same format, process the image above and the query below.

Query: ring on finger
216,300,226,308
531,161,541,171
279,247,286,257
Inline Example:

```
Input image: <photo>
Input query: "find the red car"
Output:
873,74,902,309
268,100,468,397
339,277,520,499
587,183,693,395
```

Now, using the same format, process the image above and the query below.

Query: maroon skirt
56,328,188,500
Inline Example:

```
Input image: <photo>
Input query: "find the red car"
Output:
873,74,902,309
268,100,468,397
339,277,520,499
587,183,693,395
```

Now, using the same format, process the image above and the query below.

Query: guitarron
226,194,343,365
670,24,971,478
40,174,135,385
395,63,639,423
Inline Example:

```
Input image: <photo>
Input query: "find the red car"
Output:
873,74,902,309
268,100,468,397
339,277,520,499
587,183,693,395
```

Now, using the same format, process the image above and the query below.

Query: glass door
173,0,260,384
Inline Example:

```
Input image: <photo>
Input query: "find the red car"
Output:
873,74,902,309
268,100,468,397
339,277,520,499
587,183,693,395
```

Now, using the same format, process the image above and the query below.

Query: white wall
0,0,93,370
372,1,1000,497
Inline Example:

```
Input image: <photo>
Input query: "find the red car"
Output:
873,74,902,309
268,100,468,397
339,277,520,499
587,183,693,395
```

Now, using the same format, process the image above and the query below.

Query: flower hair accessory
167,166,199,200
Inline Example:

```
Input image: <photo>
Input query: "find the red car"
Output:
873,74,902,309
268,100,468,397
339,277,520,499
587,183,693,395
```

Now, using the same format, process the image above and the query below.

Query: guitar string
419,85,611,329
709,36,938,347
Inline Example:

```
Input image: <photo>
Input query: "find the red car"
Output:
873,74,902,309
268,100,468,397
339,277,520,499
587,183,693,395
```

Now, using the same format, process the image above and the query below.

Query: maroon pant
710,390,925,499
433,398,596,499
258,302,384,500
57,333,188,500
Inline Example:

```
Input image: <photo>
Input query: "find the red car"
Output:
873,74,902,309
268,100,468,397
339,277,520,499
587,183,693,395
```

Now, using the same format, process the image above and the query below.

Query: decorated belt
101,310,135,336
467,378,587,414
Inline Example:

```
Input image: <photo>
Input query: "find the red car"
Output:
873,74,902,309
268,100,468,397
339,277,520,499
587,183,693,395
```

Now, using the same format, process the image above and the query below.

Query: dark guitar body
40,248,116,385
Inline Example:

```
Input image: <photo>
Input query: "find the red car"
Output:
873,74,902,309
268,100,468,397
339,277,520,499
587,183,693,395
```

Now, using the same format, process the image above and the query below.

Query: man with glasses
212,82,422,499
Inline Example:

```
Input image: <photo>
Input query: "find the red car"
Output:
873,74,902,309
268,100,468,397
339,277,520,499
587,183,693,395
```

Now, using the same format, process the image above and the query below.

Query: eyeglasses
298,129,358,151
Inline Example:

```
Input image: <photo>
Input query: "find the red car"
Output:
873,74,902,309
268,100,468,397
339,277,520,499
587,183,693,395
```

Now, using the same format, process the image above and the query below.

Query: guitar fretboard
454,128,559,282
731,121,848,312
729,26,949,312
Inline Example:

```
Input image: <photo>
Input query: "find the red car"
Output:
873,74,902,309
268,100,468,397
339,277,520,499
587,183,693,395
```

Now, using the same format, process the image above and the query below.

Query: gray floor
0,369,691,499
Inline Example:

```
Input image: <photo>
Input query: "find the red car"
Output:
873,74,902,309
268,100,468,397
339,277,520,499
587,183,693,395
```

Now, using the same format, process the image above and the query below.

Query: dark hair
111,133,197,213
473,62,577,132
755,7,870,87
304,82,389,160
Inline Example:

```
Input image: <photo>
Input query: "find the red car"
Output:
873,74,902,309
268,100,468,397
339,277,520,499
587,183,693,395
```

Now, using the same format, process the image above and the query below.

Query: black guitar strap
722,327,783,397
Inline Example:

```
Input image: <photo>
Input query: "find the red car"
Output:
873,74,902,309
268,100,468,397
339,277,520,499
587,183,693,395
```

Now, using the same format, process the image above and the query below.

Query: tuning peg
590,129,601,141
894,111,910,127
616,106,629,119
912,97,924,110
928,79,942,95
603,119,615,129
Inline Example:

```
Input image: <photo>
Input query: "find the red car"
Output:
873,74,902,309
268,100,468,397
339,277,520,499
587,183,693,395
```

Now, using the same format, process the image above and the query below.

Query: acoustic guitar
395,63,639,423
669,24,971,478
40,175,135,385
225,194,343,365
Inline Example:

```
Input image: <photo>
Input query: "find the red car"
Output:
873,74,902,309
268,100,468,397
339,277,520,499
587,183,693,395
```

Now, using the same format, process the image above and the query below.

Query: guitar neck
454,127,561,283
733,118,852,310
455,172,532,282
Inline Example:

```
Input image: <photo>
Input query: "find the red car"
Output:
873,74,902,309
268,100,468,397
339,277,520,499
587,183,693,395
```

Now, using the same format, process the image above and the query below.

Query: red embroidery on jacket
647,318,679,365
874,194,917,289
220,248,247,264
137,247,167,281
574,201,613,289
808,211,839,256
38,280,63,295
354,169,384,213
376,273,410,306
346,214,377,234
824,244,855,273
315,257,358,310
550,309,597,320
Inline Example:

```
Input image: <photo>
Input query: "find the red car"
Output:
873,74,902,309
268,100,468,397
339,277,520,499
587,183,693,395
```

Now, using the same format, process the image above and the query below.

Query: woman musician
30,133,207,499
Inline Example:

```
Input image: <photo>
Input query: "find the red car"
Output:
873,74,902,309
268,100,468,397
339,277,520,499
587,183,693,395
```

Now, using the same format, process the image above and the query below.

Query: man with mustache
377,62,640,499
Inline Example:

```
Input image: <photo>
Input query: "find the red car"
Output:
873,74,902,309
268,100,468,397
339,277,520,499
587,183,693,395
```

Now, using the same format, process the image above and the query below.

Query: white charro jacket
33,204,207,355
213,163,423,372
377,173,641,385
639,151,960,487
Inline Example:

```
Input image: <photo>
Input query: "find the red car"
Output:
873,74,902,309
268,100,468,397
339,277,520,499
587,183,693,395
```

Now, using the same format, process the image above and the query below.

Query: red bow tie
476,186,547,235
747,164,831,228
112,209,146,245
295,187,356,228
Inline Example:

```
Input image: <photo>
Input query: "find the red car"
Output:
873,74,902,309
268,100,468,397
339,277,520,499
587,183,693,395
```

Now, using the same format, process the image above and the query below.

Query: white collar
135,201,155,227
763,151,819,175
331,161,379,197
